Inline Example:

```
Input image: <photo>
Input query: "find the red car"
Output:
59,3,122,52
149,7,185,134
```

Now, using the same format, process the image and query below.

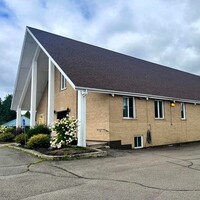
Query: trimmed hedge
0,132,15,142
26,134,50,149
15,134,27,145
26,124,51,139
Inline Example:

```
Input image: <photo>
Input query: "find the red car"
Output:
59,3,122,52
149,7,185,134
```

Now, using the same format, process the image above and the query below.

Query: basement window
134,136,143,149
181,103,186,119
154,100,164,119
123,97,135,118
61,73,66,90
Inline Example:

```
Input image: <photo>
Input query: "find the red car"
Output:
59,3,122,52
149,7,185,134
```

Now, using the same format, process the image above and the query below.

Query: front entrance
57,109,70,120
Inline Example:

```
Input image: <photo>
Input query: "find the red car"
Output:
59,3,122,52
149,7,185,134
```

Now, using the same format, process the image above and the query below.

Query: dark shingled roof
28,27,200,101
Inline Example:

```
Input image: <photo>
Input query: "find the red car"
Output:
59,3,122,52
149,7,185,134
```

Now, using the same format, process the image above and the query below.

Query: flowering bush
50,117,78,149
0,126,8,134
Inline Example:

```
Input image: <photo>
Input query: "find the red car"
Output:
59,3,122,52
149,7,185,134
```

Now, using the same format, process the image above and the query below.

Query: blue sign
22,119,26,126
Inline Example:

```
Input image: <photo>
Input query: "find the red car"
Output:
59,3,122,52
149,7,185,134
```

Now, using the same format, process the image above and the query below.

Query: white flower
56,142,62,149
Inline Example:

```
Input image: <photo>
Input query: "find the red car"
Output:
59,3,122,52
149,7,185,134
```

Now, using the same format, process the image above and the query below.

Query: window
57,110,68,120
123,97,135,118
181,103,186,119
57,108,71,120
61,73,66,90
154,100,164,119
134,136,143,149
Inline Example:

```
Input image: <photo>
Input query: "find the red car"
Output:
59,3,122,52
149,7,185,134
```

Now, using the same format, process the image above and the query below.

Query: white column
47,59,55,126
77,90,87,147
30,60,37,127
16,107,21,128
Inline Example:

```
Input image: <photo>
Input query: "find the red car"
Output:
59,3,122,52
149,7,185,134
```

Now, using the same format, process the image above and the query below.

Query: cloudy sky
0,0,200,99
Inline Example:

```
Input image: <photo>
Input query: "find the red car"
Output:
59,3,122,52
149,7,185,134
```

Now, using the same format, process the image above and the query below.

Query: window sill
181,118,187,121
134,146,143,149
123,117,137,120
154,118,165,120
60,87,67,91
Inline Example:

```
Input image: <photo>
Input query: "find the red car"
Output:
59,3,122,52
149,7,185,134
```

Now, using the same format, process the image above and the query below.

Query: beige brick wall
86,93,110,141
54,68,77,118
36,68,77,124
109,96,149,147
185,103,200,142
109,96,200,148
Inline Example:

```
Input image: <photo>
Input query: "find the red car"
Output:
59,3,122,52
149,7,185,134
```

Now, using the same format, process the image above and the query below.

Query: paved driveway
1,143,200,200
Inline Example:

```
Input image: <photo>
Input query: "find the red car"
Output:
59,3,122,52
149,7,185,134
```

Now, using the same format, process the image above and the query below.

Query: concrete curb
7,144,107,161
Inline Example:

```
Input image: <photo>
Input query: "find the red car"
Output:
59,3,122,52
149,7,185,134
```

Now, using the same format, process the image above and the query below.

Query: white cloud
0,0,200,99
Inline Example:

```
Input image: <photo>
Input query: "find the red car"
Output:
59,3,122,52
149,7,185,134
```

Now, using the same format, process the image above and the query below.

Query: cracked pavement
1,143,200,200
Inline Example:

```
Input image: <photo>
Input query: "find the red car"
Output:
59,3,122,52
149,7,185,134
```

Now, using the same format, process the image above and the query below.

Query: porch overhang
11,30,48,111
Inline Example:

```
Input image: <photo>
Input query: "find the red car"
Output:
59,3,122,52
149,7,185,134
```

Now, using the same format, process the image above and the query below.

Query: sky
0,0,200,100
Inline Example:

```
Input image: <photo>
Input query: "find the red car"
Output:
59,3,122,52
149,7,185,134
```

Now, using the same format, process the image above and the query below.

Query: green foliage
0,126,14,135
26,134,50,149
4,127,14,134
51,117,78,149
26,124,51,139
23,111,30,119
0,132,15,142
15,134,27,145
0,125,7,133
0,95,16,125
12,127,24,136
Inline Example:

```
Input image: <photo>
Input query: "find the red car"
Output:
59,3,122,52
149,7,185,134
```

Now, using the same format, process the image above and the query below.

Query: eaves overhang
11,27,76,111
75,86,200,105
11,29,38,111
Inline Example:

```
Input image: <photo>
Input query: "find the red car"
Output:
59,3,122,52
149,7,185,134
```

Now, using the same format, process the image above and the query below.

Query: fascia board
75,86,200,105
11,30,28,110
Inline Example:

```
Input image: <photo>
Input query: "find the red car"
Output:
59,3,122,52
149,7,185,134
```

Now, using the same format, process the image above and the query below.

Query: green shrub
0,132,15,142
26,124,51,139
12,127,24,136
15,134,27,145
0,126,8,133
4,127,15,134
26,134,50,149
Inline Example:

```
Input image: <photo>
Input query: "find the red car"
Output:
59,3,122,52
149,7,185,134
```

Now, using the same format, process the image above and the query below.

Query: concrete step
87,141,109,149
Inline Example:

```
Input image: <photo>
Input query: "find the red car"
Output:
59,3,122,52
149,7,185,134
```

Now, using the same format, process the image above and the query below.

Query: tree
0,94,16,125
23,111,30,119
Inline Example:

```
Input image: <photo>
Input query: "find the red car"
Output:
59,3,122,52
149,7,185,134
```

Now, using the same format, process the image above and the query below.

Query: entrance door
57,110,68,120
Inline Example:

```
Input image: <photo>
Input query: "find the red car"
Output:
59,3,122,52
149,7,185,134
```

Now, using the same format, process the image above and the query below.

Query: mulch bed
35,146,97,156
1,142,98,156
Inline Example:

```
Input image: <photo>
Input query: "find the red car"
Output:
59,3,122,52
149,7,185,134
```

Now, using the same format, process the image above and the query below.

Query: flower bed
35,145,97,156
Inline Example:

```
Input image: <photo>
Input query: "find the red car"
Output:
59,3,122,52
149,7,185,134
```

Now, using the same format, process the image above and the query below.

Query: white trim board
75,86,200,105
11,31,28,109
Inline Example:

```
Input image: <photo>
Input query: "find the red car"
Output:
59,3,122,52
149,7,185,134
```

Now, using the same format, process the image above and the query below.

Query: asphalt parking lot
1,143,200,200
